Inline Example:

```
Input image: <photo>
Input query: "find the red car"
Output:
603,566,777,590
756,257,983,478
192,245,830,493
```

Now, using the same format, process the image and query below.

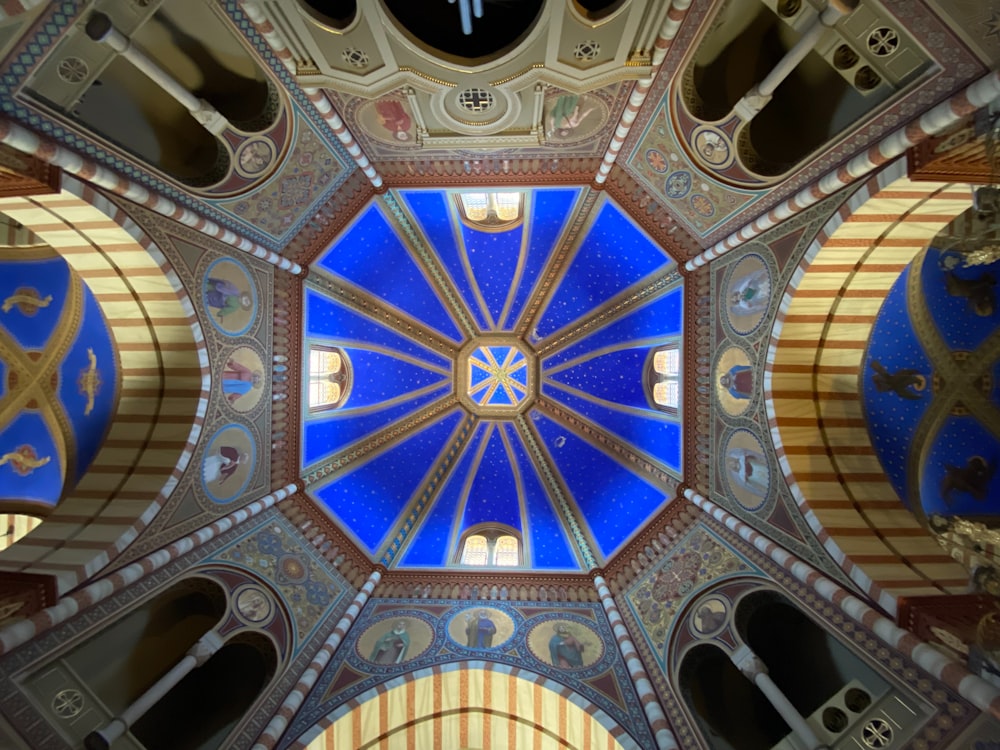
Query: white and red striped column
251,568,382,750
0,484,299,657
594,574,678,750
684,488,1000,718
594,0,692,185
0,118,303,274
686,68,1000,269
237,0,384,191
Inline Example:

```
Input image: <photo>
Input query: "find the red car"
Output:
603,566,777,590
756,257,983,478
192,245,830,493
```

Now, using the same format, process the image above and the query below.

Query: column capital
731,644,767,680
189,630,224,666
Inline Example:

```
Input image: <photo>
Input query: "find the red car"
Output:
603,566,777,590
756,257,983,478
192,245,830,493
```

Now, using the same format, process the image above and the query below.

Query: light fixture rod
459,0,472,34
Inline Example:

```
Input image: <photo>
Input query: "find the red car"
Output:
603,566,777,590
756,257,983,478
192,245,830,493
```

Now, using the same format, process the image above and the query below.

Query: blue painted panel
533,413,667,559
923,247,1000,352
460,427,522,532
504,423,580,570
302,385,450,466
544,287,682,368
535,201,672,340
58,290,118,480
399,423,488,567
0,412,63,507
305,287,450,369
861,266,933,506
470,365,491,389
921,417,1000,517
542,383,682,472
0,255,69,351
545,348,649,408
400,190,490,331
505,189,581,329
312,409,465,553
317,204,463,341
339,347,449,408
461,222,524,328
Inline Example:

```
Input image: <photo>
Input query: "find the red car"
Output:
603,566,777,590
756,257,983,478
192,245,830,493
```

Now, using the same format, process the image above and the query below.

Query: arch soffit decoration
294,663,635,750
765,158,973,617
0,174,208,595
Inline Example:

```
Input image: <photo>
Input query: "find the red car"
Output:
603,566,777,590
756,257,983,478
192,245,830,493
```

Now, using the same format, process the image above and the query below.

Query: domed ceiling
0,245,118,511
302,188,682,570
862,211,1000,522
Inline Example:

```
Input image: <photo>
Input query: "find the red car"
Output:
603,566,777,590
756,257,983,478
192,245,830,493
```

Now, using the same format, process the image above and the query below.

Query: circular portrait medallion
527,618,603,670
202,258,258,337
360,97,418,146
544,92,608,144
235,585,274,625
357,615,434,665
724,253,772,336
447,606,515,650
722,428,771,512
201,424,256,504
221,345,266,413
689,596,729,637
236,138,276,177
715,346,754,417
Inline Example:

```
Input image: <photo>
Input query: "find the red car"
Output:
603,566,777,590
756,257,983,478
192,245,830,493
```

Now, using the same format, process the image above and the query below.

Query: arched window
308,345,351,412
457,527,522,567
460,534,489,565
456,192,525,231
493,535,519,567
646,342,680,415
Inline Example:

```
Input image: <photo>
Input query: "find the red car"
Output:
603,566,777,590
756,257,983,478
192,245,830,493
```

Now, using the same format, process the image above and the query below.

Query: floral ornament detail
256,531,284,556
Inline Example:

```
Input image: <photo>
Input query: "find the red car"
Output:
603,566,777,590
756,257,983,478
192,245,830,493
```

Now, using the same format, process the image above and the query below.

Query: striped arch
0,174,209,596
294,662,636,750
765,158,971,617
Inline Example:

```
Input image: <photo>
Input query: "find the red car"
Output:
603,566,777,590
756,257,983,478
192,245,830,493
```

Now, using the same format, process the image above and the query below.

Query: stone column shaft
85,631,224,749
84,12,230,135
732,645,826,750
734,0,855,120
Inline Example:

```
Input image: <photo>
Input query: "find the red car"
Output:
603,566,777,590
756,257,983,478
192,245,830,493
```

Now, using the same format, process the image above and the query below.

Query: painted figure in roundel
203,258,257,337
375,98,413,142
447,606,515,650
725,254,772,336
369,620,411,664
201,424,255,504
727,447,768,496
549,623,587,667
715,346,754,417
221,346,266,413
723,429,771,512
358,615,434,665
203,446,249,485
691,597,728,636
526,618,603,670
465,609,496,648
545,92,606,143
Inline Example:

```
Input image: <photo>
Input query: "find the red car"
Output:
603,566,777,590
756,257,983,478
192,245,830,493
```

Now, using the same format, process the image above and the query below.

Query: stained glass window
647,342,680,415
456,192,524,230
309,346,350,411
461,534,489,565
458,528,521,566
494,535,519,566
460,193,489,222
